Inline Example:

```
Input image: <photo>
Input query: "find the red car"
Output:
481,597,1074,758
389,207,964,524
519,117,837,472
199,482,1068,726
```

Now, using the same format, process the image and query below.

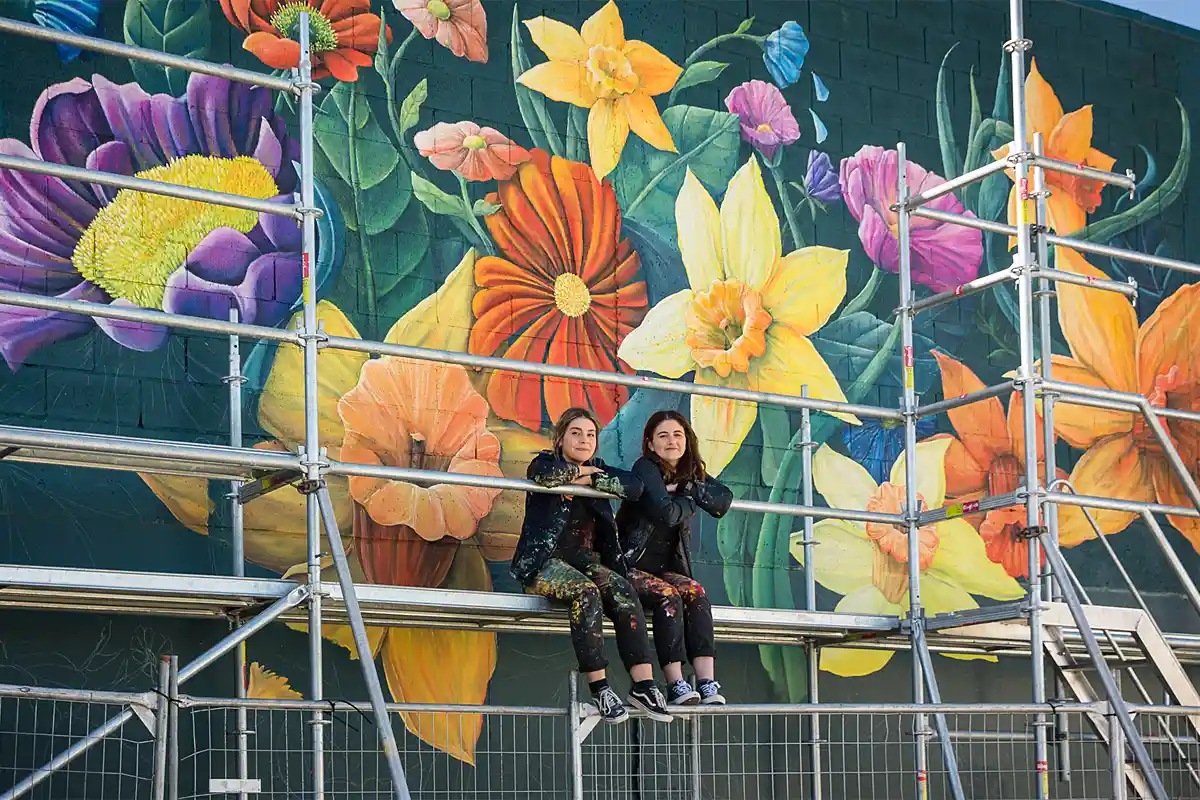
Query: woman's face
561,418,598,464
649,419,687,467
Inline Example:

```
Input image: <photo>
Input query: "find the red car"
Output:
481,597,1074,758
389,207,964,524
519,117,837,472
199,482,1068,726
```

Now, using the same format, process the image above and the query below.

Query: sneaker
697,679,725,705
627,683,673,723
593,685,629,725
667,679,700,706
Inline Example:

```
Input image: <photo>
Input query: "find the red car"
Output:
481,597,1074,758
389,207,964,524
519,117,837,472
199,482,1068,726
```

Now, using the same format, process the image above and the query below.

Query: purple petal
0,139,95,257
0,280,102,369
857,203,899,275
94,298,169,351
184,227,262,284
258,204,302,251
0,236,80,295
30,77,111,169
84,141,133,206
163,251,301,327
252,122,284,180
90,75,162,171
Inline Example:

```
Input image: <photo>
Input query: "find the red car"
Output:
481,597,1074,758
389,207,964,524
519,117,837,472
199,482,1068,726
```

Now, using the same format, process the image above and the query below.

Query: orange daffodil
1051,250,1200,553
618,157,857,476
518,1,682,179
993,59,1117,237
793,441,1024,677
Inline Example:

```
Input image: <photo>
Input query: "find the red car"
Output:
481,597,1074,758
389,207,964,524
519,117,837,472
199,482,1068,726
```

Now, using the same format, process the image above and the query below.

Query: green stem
624,122,737,218
839,267,884,319
346,85,378,340
458,174,495,256
668,31,766,105
768,160,806,250
384,27,420,157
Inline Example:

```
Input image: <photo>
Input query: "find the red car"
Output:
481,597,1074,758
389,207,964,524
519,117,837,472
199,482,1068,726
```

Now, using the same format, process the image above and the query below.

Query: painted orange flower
992,59,1116,237
469,150,648,431
1051,249,1200,553
414,121,532,182
220,0,389,82
929,351,1063,578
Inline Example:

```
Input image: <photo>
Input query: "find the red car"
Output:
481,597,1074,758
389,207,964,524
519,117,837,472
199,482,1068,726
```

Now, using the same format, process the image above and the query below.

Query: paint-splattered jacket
509,451,643,586
616,457,734,578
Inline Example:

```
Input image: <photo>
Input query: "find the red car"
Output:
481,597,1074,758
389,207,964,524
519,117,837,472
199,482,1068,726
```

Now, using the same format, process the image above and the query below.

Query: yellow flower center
462,134,487,150
863,483,939,604
426,0,452,21
269,2,339,52
73,155,278,309
554,273,592,318
586,44,640,100
755,123,773,133
684,279,772,378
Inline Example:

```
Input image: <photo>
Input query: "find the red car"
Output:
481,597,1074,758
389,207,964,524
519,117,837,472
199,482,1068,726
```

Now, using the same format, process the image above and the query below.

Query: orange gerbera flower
220,0,389,82
469,150,648,431
1051,249,1200,553
993,59,1116,237
929,351,1065,578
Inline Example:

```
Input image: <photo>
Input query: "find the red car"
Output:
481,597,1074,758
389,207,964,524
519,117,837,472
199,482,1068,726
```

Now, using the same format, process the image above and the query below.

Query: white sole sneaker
669,689,701,706
626,692,673,723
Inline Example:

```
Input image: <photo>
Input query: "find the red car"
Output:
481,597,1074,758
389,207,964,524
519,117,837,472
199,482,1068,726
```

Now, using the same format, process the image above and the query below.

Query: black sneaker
627,683,673,722
593,685,629,725
697,679,725,705
667,679,700,706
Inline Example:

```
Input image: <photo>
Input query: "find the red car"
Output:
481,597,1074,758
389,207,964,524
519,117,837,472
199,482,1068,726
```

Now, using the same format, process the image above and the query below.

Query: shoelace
597,688,621,714
671,679,693,697
700,680,721,696
648,685,668,707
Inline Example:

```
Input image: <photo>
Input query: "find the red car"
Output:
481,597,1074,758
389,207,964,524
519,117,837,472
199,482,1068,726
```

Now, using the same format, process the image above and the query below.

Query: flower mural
792,441,1024,677
618,157,858,476
396,0,488,62
414,121,532,182
762,21,809,89
725,80,801,160
0,73,311,369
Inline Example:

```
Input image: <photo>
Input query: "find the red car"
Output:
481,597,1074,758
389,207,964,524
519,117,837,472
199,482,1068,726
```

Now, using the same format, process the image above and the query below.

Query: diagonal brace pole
911,617,966,800
0,585,310,800
315,484,412,800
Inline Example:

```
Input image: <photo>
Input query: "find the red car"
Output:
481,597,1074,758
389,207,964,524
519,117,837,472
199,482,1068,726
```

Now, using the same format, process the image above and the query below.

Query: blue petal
843,422,890,483
812,73,830,102
809,109,829,144
32,0,101,63
762,21,809,89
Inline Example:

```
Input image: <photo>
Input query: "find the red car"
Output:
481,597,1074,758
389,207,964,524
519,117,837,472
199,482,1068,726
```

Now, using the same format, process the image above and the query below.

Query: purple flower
0,73,306,369
804,151,841,204
724,80,801,160
839,145,983,292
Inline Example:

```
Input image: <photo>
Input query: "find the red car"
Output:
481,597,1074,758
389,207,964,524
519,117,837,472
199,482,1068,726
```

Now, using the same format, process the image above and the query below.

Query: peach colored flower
395,0,488,63
414,121,532,182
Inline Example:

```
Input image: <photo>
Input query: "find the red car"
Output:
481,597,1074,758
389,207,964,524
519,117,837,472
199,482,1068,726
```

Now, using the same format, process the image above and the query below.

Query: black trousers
526,558,654,673
628,569,716,668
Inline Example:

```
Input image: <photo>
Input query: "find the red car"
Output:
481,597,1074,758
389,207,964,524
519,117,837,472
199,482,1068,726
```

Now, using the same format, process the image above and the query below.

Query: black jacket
509,451,643,585
616,457,734,578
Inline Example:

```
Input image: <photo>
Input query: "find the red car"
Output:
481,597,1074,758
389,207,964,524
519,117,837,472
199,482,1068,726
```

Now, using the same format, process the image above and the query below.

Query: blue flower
30,0,101,63
843,418,936,484
762,21,809,88
804,151,841,204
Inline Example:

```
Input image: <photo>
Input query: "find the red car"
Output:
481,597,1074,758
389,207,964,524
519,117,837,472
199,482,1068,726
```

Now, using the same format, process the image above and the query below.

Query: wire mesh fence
4,685,1200,799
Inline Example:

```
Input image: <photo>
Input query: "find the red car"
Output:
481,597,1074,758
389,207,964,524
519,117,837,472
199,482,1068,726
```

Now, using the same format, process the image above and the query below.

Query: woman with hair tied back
509,407,672,725
617,410,733,706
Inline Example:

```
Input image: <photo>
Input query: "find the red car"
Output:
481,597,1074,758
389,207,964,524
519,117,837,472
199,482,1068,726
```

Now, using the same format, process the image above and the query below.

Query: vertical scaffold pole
296,13,326,799
800,386,821,800
1004,3,1048,796
896,142,929,800
226,307,250,800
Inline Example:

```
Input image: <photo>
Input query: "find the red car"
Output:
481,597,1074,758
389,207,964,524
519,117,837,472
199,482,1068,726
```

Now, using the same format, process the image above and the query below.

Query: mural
0,0,1196,769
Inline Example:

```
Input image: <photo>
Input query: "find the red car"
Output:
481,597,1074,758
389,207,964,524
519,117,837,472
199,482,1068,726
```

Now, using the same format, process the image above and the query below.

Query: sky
1105,0,1200,30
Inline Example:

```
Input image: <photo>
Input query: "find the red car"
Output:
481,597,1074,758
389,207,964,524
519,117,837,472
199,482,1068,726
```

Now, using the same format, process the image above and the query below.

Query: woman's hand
571,465,603,486
665,483,678,493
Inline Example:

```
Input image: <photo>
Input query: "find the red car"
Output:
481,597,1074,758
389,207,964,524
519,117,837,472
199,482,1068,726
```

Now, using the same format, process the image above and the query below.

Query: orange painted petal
624,40,682,96
1136,282,1200,397
1006,388,1048,469
931,350,1011,470
1055,248,1138,393
1045,188,1087,236
486,312,561,431
1150,459,1200,555
1045,355,1134,448
1086,147,1117,172
1025,58,1064,139
933,433,989,498
322,50,361,82
1047,105,1094,165
242,31,301,70
1056,433,1150,546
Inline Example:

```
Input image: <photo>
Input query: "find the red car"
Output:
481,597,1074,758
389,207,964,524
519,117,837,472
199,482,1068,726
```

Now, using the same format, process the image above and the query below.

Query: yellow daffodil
618,156,856,476
519,1,681,178
792,440,1024,677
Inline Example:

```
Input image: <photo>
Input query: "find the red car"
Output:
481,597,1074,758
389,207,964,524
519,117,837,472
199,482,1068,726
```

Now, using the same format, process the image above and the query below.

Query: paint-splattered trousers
628,569,716,668
525,558,654,673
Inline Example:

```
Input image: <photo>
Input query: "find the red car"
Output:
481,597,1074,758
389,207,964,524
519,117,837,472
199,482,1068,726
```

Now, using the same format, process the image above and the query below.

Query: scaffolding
0,2,1198,799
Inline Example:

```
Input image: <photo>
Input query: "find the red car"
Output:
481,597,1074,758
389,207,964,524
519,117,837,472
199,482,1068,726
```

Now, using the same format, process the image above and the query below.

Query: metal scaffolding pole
226,308,251,800
799,386,821,800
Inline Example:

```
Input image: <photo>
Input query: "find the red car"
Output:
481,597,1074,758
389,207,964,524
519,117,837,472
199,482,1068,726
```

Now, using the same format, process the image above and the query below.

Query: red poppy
469,151,648,431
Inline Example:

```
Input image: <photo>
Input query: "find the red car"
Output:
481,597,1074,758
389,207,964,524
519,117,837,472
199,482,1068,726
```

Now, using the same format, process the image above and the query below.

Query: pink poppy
394,0,487,63
414,122,532,182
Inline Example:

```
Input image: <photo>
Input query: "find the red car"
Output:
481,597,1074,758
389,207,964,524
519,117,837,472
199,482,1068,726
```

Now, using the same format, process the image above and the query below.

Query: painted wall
0,0,1198,782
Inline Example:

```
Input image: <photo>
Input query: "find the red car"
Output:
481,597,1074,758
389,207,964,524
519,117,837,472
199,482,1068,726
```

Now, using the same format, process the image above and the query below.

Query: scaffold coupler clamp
1003,37,1032,53
1016,524,1047,541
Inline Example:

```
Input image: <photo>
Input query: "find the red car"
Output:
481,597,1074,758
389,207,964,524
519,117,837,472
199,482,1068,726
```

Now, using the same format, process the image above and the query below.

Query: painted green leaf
935,43,961,181
122,0,210,96
412,173,468,217
715,436,764,609
735,17,755,34
968,66,982,149
511,4,562,155
759,405,791,486
674,60,729,93
398,79,428,141
611,105,741,240
473,199,502,217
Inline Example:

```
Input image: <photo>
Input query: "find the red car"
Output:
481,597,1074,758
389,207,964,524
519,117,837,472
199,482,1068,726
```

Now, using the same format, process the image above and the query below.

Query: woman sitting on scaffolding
509,407,672,725
617,410,732,706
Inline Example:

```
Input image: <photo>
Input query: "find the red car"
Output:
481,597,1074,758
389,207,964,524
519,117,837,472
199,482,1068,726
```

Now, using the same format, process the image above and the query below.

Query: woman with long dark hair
510,407,671,725
617,410,733,705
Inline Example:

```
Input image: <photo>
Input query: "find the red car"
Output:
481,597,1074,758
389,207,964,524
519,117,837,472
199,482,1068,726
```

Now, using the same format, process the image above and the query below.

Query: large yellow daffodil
792,440,1024,677
617,156,856,476
519,0,681,178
